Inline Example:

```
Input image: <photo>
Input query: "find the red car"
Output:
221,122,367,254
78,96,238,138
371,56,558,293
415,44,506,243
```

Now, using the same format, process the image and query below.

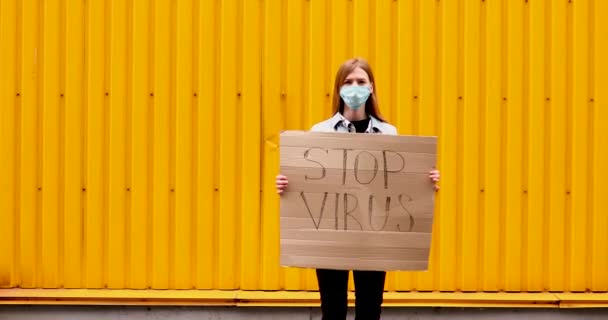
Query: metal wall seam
435,0,459,293
240,0,262,291
175,0,195,290
260,0,282,291
481,0,502,292
64,0,85,289
461,0,482,292
198,0,217,290
84,0,106,289
570,0,591,292
0,0,18,289
504,0,525,292
526,0,547,293
591,0,608,292
548,0,568,292
19,0,39,289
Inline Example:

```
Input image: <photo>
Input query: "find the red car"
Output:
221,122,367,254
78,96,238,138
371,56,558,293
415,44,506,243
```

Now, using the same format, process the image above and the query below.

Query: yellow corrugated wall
1,0,607,298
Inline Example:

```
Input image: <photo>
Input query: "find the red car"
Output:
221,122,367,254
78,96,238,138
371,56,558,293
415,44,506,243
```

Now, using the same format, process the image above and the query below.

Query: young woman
276,58,440,320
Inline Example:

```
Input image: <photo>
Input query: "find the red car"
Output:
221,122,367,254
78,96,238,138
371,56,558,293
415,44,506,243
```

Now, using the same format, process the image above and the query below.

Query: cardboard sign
280,131,437,271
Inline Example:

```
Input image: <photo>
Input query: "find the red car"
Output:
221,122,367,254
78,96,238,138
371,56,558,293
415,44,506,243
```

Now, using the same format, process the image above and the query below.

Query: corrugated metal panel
1,0,607,296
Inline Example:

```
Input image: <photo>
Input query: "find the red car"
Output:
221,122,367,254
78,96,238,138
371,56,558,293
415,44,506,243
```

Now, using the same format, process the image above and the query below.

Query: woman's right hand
276,174,289,194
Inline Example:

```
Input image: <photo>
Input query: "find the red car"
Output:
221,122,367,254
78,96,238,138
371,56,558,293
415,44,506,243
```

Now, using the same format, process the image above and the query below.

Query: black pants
316,269,386,320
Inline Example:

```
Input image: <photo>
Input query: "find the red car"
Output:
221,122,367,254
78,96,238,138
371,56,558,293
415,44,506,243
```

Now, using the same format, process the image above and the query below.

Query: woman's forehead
345,67,370,80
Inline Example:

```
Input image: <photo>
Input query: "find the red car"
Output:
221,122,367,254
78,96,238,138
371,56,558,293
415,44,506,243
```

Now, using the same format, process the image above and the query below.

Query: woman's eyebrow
344,77,367,81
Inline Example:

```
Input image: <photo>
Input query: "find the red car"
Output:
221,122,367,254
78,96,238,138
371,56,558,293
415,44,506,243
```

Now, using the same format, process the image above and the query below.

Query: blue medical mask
340,85,371,110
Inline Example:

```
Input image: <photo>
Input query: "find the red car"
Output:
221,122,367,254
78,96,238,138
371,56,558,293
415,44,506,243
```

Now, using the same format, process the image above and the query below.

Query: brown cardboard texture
280,131,437,271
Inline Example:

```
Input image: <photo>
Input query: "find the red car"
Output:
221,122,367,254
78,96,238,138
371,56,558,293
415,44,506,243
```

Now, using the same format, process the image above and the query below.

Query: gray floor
2,306,608,320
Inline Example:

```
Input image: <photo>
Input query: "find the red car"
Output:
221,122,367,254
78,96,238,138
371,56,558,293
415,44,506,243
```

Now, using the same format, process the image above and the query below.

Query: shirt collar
329,112,382,133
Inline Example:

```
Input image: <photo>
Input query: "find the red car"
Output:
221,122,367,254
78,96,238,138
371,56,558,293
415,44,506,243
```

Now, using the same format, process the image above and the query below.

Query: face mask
340,85,371,110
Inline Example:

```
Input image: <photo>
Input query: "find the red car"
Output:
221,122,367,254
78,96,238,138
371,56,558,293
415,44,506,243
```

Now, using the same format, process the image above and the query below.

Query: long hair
332,58,386,122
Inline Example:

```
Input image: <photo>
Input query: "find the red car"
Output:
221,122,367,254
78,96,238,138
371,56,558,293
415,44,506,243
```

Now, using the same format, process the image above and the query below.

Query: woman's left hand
429,169,440,191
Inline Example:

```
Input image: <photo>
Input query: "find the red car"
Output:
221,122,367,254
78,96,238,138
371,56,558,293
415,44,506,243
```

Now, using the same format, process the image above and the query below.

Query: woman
276,58,440,320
